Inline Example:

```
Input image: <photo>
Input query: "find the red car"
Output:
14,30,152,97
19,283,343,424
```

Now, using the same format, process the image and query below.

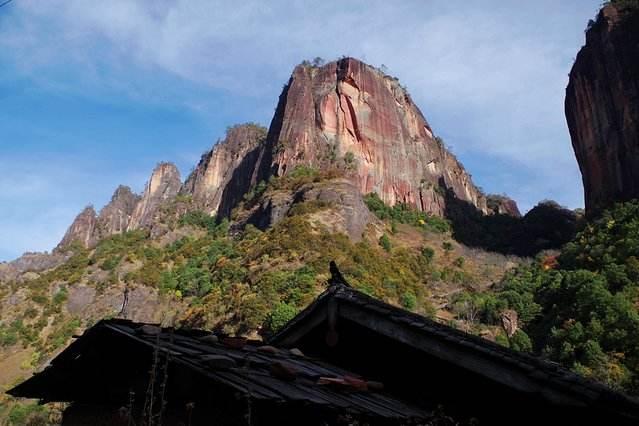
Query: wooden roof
269,282,639,423
10,318,430,423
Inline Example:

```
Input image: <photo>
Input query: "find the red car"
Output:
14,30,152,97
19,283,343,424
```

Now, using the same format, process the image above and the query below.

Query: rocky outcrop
243,178,373,241
128,162,182,231
96,185,140,238
259,57,501,217
487,195,521,217
566,4,639,213
0,251,69,282
56,206,98,250
51,58,524,254
56,186,140,251
183,124,267,216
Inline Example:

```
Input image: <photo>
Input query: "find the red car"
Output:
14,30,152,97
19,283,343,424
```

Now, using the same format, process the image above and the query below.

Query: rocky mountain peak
566,3,639,213
56,205,97,250
261,57,507,217
96,185,140,237
182,123,267,216
128,162,182,230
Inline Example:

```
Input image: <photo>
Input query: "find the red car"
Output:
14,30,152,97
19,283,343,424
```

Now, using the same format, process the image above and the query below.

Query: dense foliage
446,197,578,256
465,201,639,393
609,0,639,9
364,193,450,233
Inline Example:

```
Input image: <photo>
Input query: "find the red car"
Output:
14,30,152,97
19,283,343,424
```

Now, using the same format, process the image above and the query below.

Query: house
268,274,639,425
8,319,434,425
9,266,639,425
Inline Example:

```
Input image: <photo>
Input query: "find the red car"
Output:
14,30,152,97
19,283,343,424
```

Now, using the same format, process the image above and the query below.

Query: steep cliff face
96,185,140,238
128,162,182,230
566,3,639,213
182,124,267,216
56,206,97,250
57,186,140,250
261,57,495,216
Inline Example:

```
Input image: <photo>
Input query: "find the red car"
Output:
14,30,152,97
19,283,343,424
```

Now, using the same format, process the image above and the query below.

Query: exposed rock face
500,309,518,338
260,58,498,217
56,206,97,250
244,178,373,241
50,58,523,254
0,252,68,282
56,186,140,251
183,124,267,216
96,185,140,238
487,195,521,217
566,4,639,213
128,162,182,230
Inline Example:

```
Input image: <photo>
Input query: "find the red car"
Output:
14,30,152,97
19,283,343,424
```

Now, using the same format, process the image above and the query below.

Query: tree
265,303,298,333
421,246,435,264
312,57,325,67
379,234,392,252
401,292,418,311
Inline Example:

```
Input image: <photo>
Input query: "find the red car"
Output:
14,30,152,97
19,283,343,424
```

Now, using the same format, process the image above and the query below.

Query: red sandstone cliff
128,162,182,231
56,58,524,251
96,185,140,238
259,58,502,216
56,206,97,250
566,3,639,213
182,124,267,216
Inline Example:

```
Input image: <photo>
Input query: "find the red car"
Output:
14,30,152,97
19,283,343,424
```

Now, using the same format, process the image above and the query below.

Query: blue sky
0,0,602,261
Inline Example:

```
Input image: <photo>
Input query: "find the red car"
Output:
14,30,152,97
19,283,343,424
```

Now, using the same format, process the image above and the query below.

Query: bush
52,287,68,306
7,403,48,426
379,234,392,252
510,330,533,352
0,325,18,347
487,201,639,393
401,292,417,311
179,210,217,231
243,181,268,204
344,151,356,169
363,192,450,233
421,246,435,264
100,255,121,271
265,303,298,333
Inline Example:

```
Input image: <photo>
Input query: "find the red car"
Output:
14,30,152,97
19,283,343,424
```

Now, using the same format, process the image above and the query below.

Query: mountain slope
4,58,574,412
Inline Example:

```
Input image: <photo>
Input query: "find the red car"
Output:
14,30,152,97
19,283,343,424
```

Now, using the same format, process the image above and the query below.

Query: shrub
265,303,298,333
344,151,356,169
510,330,533,352
100,255,122,271
487,201,639,393
401,292,418,311
243,181,268,204
379,234,392,252
7,403,48,426
421,246,435,263
363,192,450,233
52,287,68,306
0,325,18,347
179,210,217,231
